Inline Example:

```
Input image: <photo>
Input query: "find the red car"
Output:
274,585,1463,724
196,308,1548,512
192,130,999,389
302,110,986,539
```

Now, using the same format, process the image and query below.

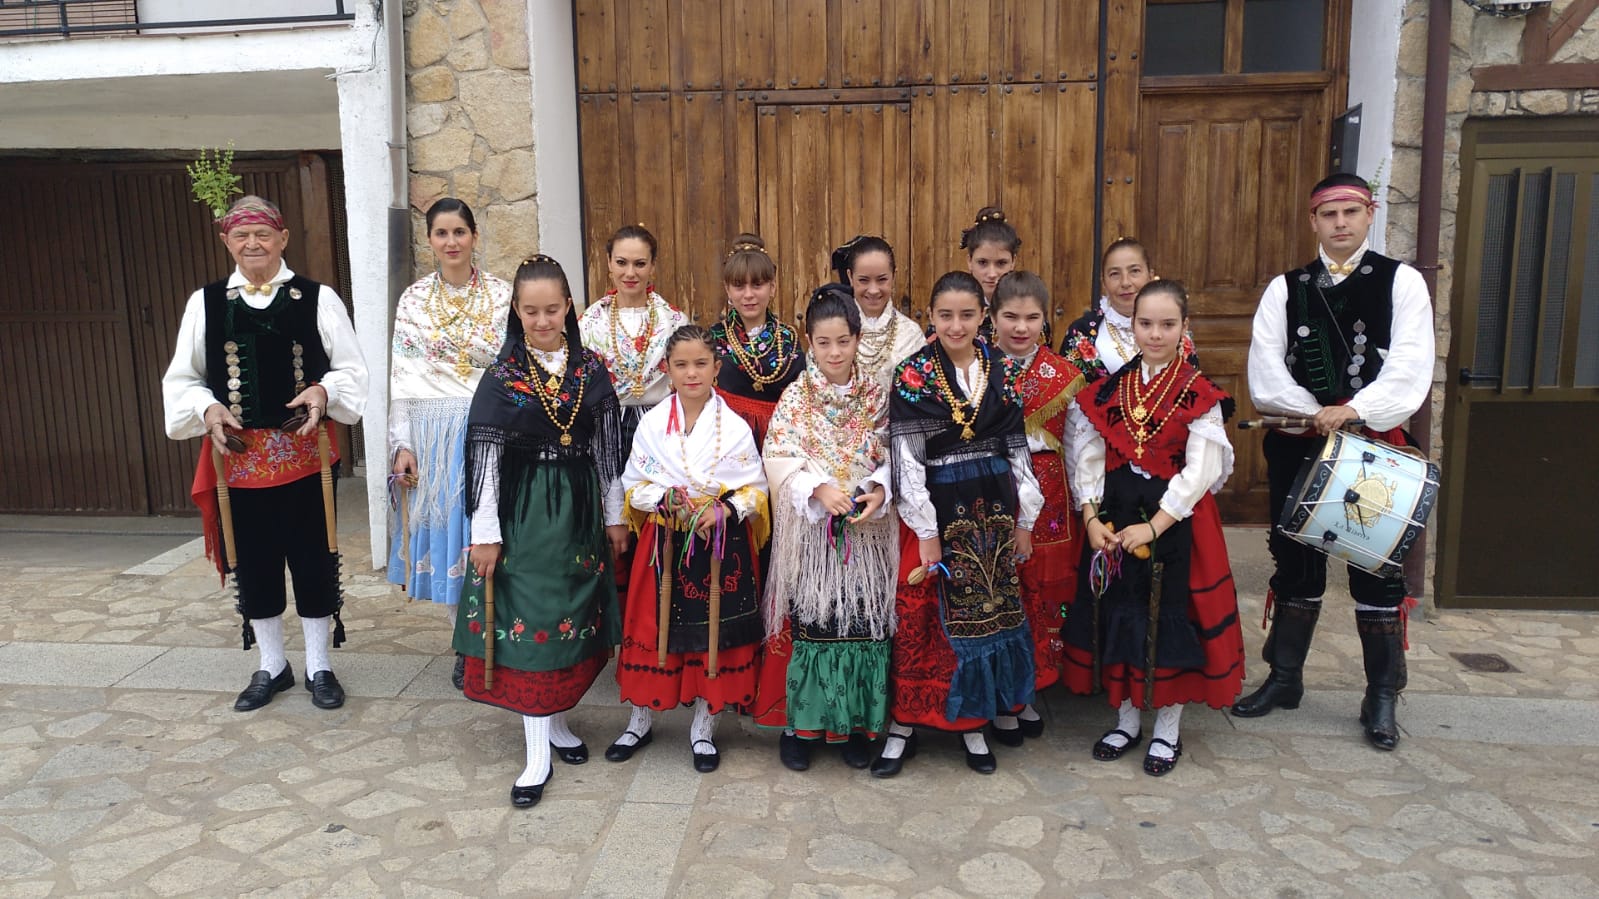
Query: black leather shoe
234,663,295,711
604,729,652,762
1091,728,1143,761
990,722,1024,748
692,738,720,773
778,732,811,771
1018,716,1045,739
451,653,466,691
1143,738,1183,776
305,670,345,710
869,730,917,778
839,733,874,770
964,742,998,774
551,741,589,765
511,766,551,808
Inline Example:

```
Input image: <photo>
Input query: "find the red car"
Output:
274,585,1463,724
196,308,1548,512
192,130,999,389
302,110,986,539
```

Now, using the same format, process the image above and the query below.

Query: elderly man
163,195,369,712
1236,172,1435,751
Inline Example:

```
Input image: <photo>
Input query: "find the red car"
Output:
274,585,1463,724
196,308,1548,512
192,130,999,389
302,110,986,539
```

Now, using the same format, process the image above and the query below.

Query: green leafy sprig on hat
187,144,242,219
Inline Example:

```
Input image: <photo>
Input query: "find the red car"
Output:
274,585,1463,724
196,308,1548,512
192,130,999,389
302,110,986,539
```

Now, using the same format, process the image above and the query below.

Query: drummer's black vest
204,276,331,429
1282,252,1399,405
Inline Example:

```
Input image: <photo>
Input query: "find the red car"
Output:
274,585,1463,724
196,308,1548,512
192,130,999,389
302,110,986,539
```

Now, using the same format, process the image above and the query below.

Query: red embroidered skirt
461,652,608,717
1018,451,1079,692
889,523,1002,731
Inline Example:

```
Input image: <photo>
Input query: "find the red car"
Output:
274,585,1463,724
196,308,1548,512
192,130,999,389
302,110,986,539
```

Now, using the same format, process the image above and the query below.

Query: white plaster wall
138,0,346,22
1347,0,1403,254
528,0,586,307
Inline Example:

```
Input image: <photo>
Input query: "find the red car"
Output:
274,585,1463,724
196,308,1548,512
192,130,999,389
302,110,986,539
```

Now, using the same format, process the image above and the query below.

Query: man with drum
163,195,369,712
1236,172,1435,751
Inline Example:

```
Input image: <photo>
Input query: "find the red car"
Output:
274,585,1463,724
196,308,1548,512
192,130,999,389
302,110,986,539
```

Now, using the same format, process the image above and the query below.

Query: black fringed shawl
888,340,1028,492
464,305,624,534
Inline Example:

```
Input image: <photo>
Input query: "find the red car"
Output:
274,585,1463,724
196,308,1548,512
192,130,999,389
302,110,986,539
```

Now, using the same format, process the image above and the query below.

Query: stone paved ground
1,481,1597,898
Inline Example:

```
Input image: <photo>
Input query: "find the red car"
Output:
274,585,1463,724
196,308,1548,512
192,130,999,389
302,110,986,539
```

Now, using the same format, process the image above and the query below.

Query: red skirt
462,652,608,716
889,523,1000,732
1062,494,1246,709
615,520,761,714
1018,451,1080,692
751,623,791,728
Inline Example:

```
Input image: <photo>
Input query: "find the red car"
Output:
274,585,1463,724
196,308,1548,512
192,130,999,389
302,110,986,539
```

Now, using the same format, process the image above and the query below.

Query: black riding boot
1356,608,1405,751
1231,596,1321,718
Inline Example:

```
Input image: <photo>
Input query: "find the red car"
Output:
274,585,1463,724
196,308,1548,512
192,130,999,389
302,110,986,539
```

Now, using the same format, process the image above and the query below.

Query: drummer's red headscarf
217,196,285,233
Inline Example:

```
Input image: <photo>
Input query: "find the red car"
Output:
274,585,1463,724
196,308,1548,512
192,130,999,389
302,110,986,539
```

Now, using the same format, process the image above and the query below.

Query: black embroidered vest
204,276,331,429
1282,252,1399,405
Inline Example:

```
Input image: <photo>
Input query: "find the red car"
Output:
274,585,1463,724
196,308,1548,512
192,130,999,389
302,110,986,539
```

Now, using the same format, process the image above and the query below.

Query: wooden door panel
1136,89,1325,523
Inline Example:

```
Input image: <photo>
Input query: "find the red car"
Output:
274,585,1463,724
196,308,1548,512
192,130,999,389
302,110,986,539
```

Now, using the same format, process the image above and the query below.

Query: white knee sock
689,698,718,747
301,616,332,676
1150,704,1183,760
1018,703,1042,723
518,715,552,787
252,616,287,677
879,721,915,759
548,710,582,749
446,602,460,627
1101,698,1142,749
993,714,1019,731
614,704,653,747
962,731,990,754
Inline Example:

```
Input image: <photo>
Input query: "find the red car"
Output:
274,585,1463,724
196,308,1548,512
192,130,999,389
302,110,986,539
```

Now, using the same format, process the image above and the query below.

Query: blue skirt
388,397,472,604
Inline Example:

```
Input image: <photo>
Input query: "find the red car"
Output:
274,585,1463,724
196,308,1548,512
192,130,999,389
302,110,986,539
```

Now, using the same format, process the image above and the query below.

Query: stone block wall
404,0,538,282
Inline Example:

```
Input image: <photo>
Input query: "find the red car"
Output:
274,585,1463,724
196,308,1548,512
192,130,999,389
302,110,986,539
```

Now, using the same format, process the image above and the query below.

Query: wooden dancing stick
657,526,674,669
398,480,411,593
316,424,337,553
1238,416,1365,430
483,577,496,690
707,552,722,680
1144,560,1166,710
211,446,238,570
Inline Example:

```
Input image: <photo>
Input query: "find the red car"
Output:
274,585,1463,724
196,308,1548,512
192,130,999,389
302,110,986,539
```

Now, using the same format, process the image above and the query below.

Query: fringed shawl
888,340,1029,492
762,362,898,639
1017,346,1088,454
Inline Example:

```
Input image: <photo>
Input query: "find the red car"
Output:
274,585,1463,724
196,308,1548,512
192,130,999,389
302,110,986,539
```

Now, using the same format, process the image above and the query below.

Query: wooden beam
1549,0,1599,59
1471,62,1599,92
1520,6,1550,64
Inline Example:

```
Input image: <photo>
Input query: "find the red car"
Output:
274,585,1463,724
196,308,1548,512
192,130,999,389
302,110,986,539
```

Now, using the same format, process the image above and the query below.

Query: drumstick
483,576,495,690
317,424,337,553
211,446,238,570
1238,416,1366,430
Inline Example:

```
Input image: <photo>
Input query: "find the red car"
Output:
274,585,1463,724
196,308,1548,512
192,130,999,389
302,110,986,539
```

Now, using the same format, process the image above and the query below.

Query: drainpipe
385,0,410,324
1406,0,1449,600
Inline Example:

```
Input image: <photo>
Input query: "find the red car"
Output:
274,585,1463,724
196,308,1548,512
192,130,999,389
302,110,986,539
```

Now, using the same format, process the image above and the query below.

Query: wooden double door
0,155,345,514
574,0,1350,523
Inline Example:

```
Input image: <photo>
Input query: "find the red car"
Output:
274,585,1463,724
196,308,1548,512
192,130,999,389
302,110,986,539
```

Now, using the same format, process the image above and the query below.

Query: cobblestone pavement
1,483,1597,897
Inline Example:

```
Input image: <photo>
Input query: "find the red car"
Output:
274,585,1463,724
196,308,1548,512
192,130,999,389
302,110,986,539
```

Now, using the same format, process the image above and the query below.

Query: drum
1278,431,1441,578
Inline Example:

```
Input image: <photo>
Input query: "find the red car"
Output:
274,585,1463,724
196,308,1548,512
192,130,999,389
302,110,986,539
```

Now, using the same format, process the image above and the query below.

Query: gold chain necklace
607,294,659,398
1103,317,1135,364
676,394,722,496
857,310,900,374
423,269,494,380
802,369,872,486
933,348,988,440
724,311,796,391
525,335,585,446
1118,361,1197,459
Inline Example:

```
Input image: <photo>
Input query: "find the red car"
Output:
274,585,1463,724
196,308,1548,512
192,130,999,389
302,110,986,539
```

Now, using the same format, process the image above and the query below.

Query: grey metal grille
1504,170,1550,390
1471,173,1517,382
1578,175,1599,388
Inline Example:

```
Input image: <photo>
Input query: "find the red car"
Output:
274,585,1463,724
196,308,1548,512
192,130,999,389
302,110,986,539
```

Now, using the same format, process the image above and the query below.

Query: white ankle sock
301,616,332,676
993,714,1019,731
689,698,718,747
518,716,552,787
446,602,460,625
1018,703,1042,723
1102,698,1142,749
962,731,990,754
547,711,582,749
1150,704,1183,760
614,704,653,747
252,616,287,677
879,721,914,759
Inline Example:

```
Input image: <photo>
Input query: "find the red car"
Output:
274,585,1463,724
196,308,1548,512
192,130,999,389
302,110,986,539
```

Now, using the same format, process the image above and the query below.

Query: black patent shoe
511,766,552,808
305,671,346,709
989,722,1024,748
869,730,917,778
234,663,295,712
451,653,466,691
1143,738,1183,776
778,732,811,771
551,741,589,765
964,741,998,775
1091,728,1143,761
839,733,874,770
604,729,653,762
1018,715,1045,739
692,738,720,773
